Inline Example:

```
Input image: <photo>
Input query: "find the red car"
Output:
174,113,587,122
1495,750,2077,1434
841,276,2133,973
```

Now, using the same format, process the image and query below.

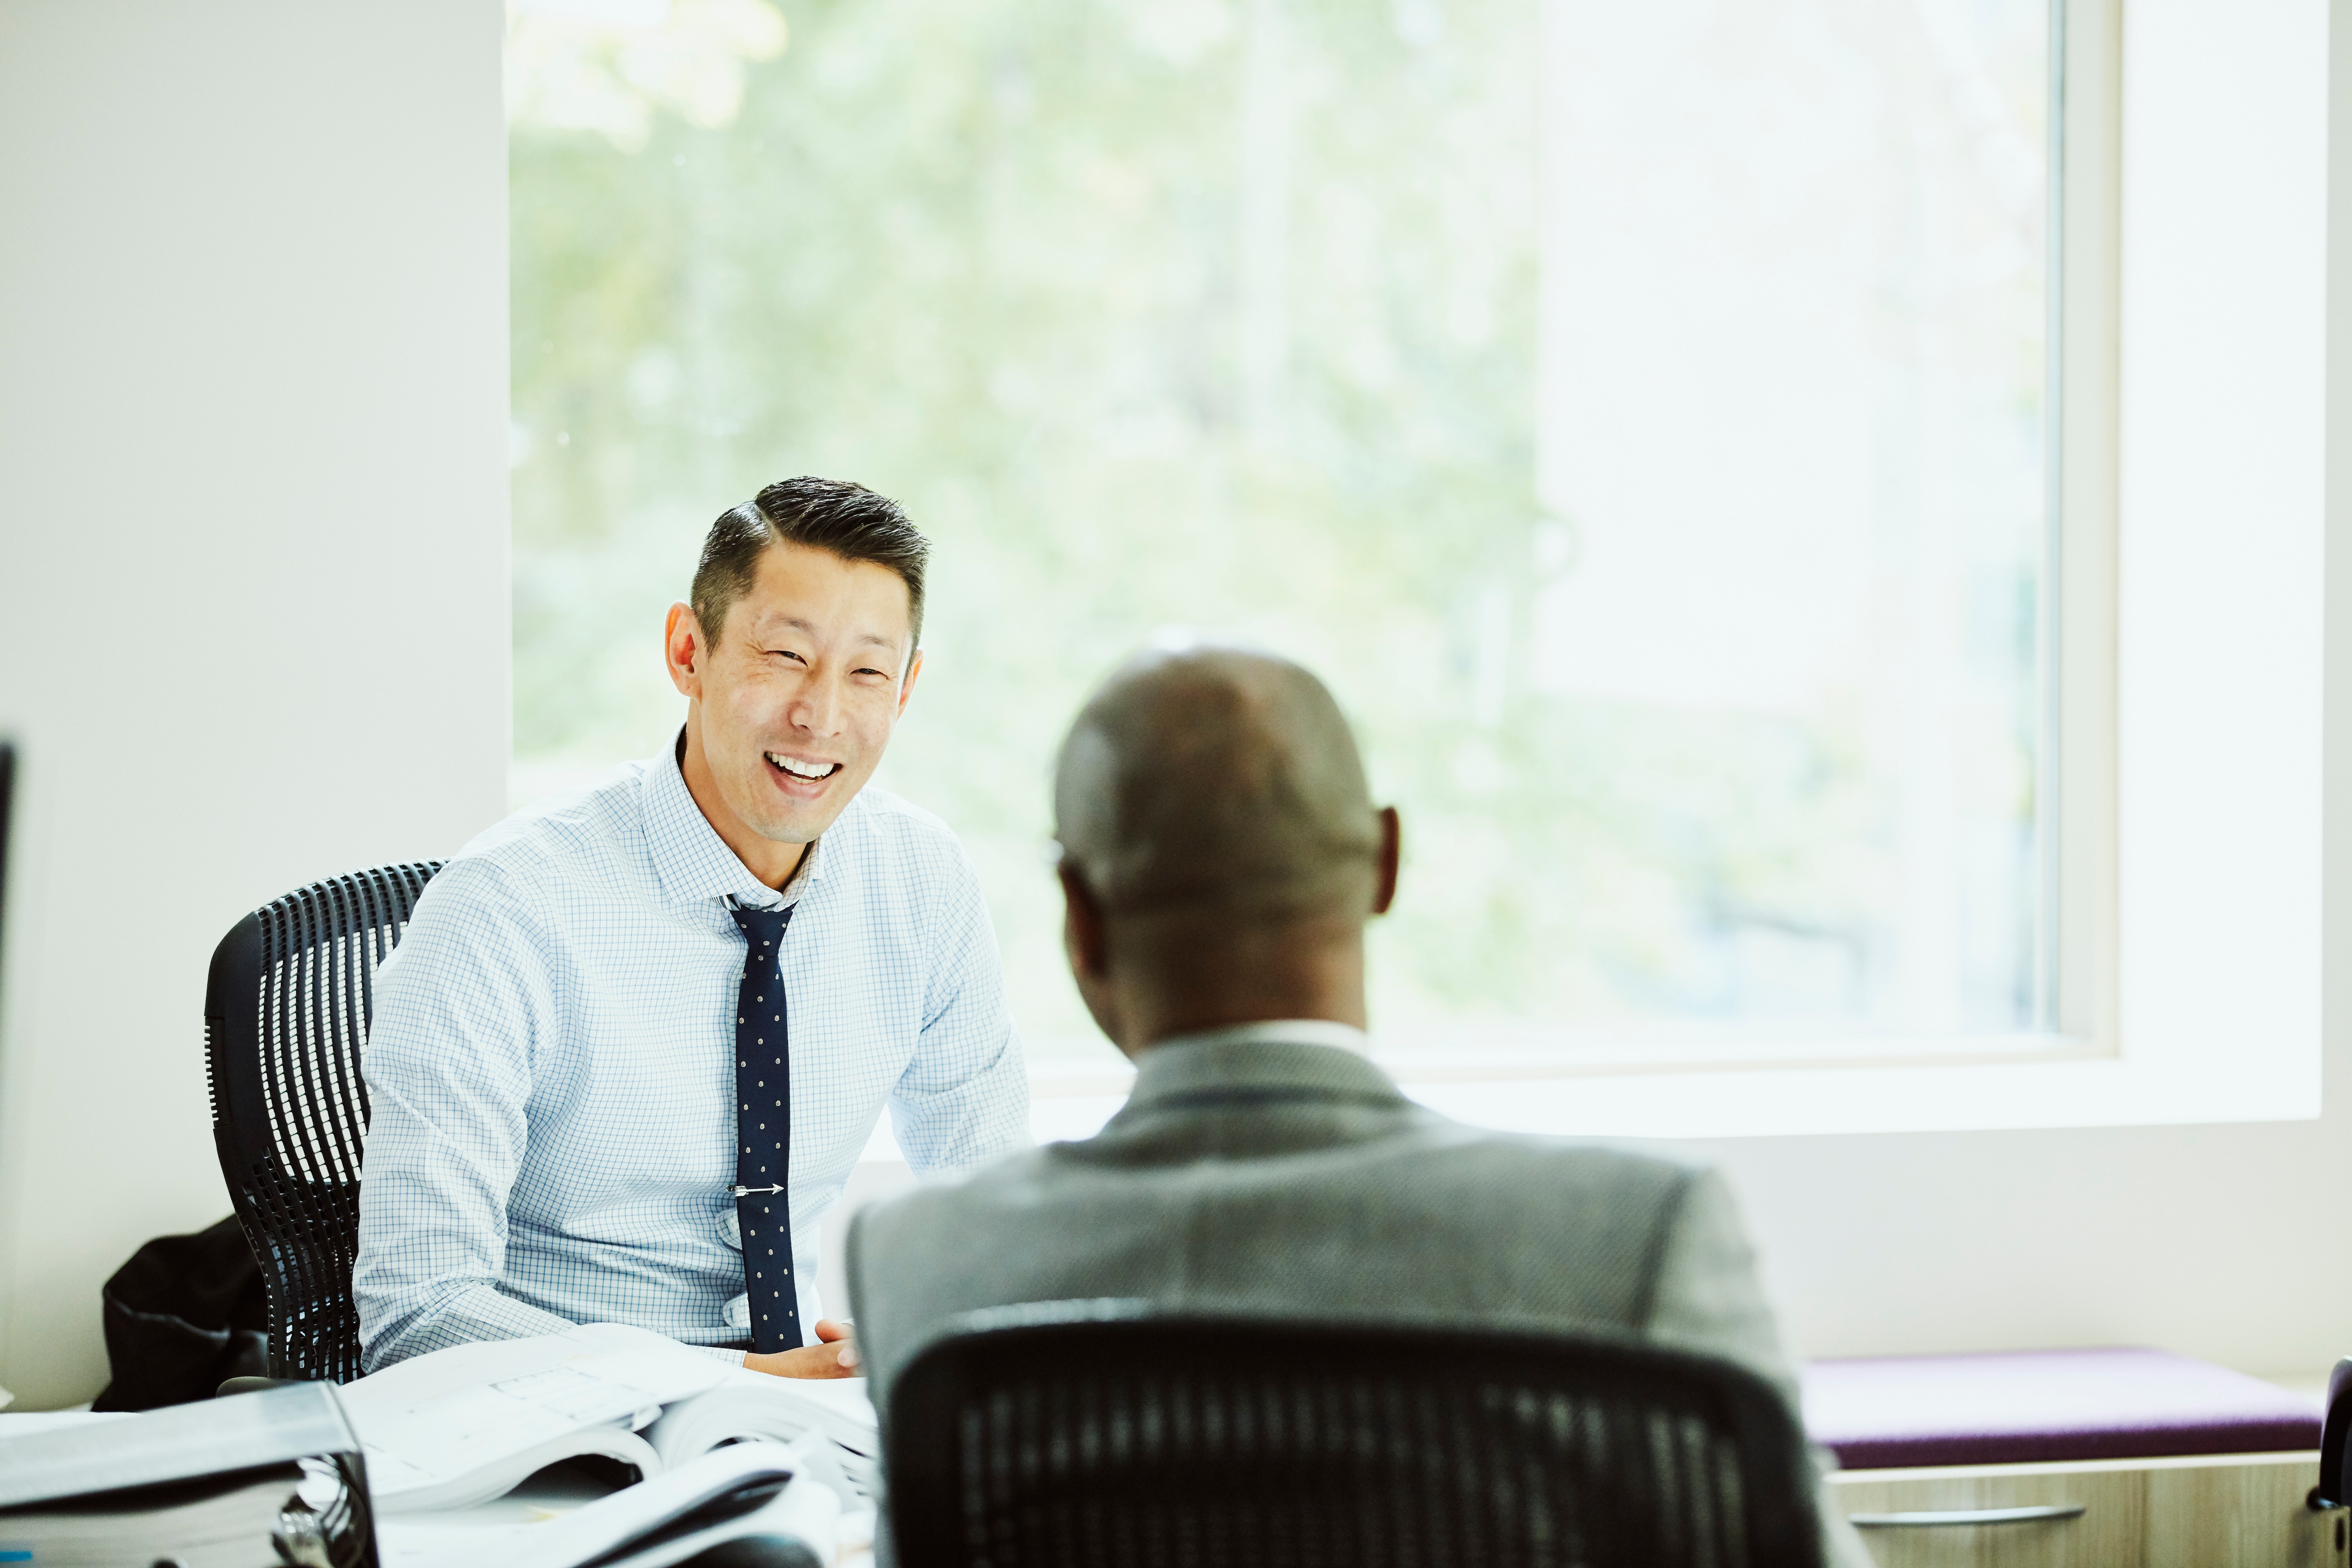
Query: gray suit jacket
848,1035,1872,1568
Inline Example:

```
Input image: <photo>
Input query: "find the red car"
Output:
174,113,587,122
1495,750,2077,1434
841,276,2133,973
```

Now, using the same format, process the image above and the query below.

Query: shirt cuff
691,1342,749,1368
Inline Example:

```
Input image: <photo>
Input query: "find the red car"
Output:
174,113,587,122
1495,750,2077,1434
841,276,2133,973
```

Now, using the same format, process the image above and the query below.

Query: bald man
847,647,1872,1567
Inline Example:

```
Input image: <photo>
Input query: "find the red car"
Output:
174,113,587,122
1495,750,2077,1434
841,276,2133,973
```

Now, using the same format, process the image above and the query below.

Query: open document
373,1441,840,1568
338,1323,879,1513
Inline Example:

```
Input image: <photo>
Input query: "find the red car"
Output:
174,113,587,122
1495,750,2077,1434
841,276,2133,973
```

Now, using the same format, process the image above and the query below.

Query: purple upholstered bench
1800,1347,2323,1470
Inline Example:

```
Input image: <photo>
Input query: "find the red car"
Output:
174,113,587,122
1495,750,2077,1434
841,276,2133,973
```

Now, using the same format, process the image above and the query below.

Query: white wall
0,0,509,1409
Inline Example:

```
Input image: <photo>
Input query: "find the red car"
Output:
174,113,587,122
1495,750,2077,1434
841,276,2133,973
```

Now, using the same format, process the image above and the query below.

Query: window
508,0,2324,1133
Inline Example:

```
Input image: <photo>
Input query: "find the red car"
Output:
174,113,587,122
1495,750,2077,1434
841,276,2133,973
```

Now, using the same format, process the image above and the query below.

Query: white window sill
863,1022,2318,1159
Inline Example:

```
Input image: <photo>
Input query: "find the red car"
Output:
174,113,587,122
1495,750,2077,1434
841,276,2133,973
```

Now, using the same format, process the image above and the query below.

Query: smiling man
353,478,1028,1378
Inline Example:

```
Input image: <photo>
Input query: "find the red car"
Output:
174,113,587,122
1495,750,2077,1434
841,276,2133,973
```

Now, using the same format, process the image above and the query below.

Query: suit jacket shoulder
849,1102,1739,1405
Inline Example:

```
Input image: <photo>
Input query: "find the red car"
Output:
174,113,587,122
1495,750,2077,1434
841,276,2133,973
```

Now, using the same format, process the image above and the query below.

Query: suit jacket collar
1118,1034,1411,1120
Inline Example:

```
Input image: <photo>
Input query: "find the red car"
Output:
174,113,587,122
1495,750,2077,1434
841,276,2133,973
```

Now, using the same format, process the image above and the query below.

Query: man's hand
744,1317,860,1379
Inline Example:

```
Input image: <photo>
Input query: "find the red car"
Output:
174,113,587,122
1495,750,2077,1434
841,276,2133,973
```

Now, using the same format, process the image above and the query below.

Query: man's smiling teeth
768,753,839,780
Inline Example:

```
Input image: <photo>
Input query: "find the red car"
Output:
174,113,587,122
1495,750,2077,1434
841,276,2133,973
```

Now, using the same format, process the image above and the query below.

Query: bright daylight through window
509,0,2058,1075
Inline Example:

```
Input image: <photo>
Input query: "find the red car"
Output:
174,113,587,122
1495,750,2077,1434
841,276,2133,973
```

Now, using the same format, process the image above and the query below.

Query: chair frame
886,1300,1825,1568
204,863,442,1383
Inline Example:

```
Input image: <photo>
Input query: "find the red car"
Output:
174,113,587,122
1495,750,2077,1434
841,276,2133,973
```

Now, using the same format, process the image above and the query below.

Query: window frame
1016,0,2328,1147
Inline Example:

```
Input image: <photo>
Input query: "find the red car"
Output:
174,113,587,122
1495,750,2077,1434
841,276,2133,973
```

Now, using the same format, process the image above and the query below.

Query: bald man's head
1054,647,1384,927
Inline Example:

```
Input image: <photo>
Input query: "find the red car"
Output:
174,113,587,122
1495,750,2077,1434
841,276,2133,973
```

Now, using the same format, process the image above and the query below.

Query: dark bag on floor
90,1214,269,1411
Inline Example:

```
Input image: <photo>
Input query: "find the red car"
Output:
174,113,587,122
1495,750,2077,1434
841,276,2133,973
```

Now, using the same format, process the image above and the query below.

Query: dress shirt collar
644,729,833,911
1118,1022,1406,1118
1148,1018,1371,1056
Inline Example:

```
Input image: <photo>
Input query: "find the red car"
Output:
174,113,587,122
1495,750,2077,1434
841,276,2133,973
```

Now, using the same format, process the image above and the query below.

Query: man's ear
897,648,924,717
1058,857,1132,1055
1371,806,1402,916
1058,859,1111,981
664,602,706,697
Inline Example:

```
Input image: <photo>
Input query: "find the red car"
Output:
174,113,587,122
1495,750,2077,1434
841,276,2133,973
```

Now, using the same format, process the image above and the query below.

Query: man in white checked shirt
353,478,1030,1379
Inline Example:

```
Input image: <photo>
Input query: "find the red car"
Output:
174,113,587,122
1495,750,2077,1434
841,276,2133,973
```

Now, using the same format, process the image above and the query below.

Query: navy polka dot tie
729,903,800,1354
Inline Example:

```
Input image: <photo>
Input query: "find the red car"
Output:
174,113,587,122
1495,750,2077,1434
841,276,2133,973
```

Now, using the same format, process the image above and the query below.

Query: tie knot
729,904,793,947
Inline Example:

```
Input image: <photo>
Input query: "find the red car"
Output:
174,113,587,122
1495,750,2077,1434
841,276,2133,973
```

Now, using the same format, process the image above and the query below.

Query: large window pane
509,0,2051,1066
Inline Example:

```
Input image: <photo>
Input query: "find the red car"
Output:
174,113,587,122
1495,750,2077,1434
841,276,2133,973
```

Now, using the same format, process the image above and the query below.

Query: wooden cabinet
1828,1450,2342,1567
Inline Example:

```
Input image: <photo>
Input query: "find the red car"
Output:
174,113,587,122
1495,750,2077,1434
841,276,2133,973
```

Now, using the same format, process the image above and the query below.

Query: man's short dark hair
691,477,929,657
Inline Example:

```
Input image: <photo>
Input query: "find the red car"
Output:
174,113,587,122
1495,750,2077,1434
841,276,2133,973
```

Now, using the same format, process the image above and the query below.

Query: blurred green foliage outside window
509,0,2052,1069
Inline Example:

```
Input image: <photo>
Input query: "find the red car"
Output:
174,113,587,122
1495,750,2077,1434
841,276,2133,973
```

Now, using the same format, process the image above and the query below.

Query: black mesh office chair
886,1303,1824,1568
204,863,442,1383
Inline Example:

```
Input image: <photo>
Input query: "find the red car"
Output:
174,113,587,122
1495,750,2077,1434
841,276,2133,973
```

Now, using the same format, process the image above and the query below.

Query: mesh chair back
204,863,442,1382
887,1304,1823,1568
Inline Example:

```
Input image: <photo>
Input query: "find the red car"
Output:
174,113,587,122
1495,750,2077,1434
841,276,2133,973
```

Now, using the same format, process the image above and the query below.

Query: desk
1800,1351,2336,1568
1828,1449,2335,1568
